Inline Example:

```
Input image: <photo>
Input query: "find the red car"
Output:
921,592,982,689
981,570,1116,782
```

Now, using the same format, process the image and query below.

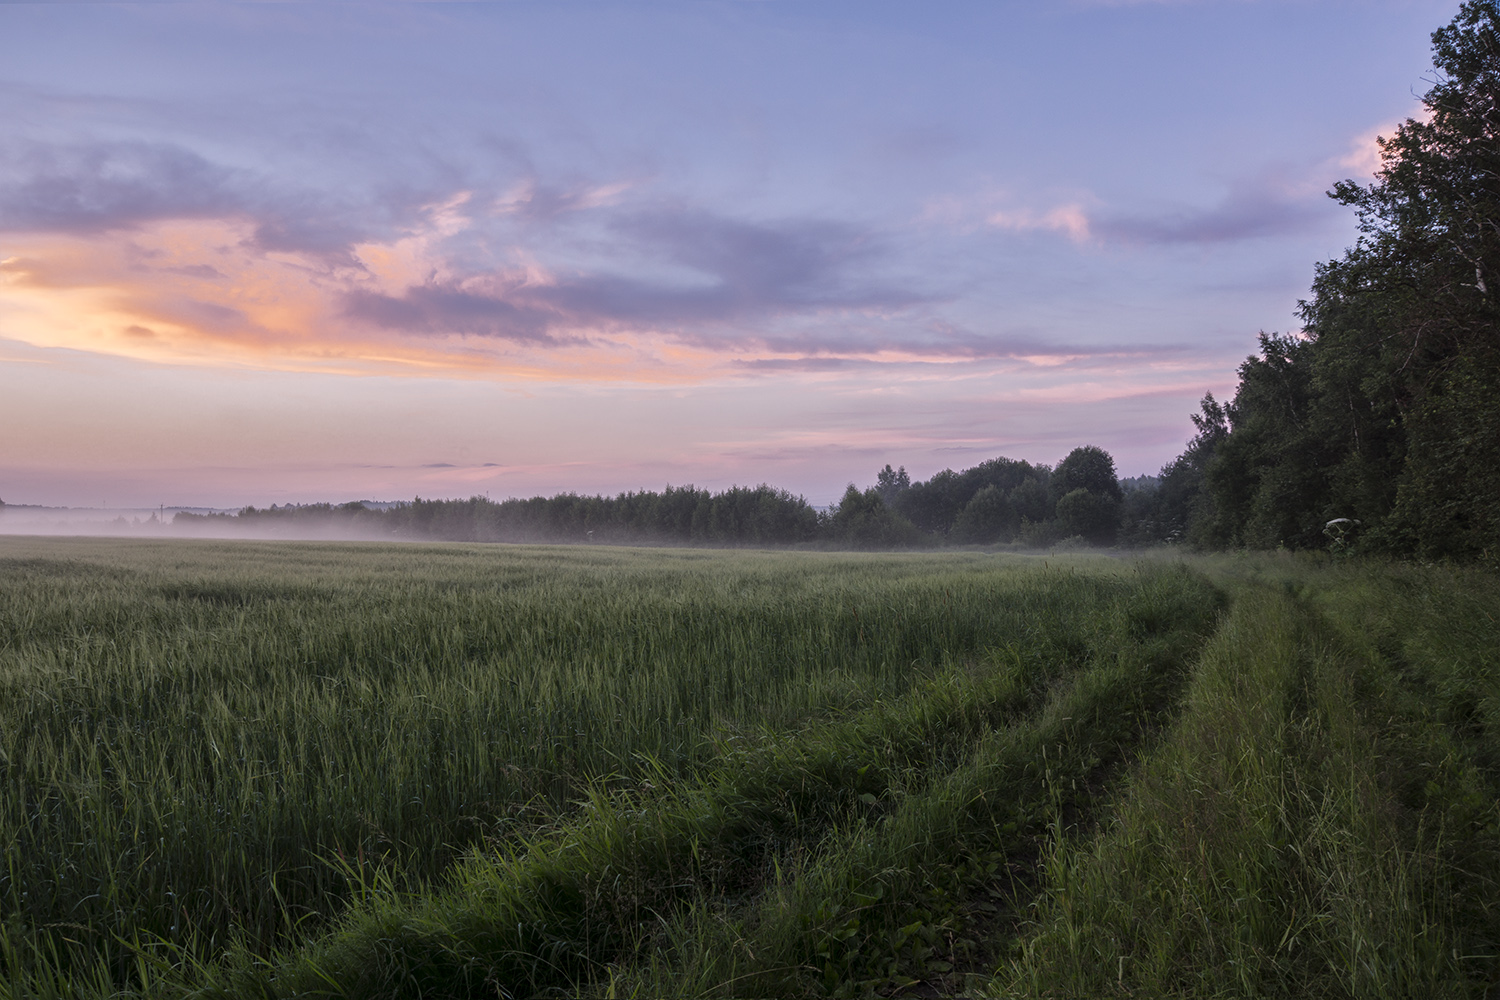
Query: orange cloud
0,214,680,380
1,203,1113,386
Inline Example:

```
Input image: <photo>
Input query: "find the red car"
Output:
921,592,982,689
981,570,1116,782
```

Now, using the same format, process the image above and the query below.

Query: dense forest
174,1,1500,559
1169,0,1500,560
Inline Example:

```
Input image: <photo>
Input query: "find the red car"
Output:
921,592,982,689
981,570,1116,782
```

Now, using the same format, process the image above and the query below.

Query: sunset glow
0,1,1457,508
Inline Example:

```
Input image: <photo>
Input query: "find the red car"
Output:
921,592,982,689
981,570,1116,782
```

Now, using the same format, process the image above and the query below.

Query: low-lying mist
0,505,402,543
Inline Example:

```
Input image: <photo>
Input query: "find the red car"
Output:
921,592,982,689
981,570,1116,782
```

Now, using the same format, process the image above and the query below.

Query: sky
0,0,1460,509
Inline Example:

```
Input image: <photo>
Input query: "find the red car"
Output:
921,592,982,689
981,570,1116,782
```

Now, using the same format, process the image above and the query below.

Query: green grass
0,537,1496,998
990,555,1500,999
0,537,1174,996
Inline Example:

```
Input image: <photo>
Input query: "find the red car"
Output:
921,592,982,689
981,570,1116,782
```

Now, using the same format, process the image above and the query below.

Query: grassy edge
989,571,1500,999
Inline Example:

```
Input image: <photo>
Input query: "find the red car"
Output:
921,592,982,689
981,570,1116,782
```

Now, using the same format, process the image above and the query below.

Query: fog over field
0,503,401,541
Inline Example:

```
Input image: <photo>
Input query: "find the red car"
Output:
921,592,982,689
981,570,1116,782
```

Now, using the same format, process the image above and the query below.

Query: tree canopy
1155,0,1500,559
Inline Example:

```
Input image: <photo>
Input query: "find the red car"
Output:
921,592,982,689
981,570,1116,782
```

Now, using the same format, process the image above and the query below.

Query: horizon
0,0,1459,509
0,460,1169,514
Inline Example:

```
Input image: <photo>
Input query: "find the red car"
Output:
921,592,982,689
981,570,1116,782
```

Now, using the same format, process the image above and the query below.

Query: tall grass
992,557,1500,998
597,564,1225,999
7,538,1491,999
0,537,1162,995
190,561,1224,1000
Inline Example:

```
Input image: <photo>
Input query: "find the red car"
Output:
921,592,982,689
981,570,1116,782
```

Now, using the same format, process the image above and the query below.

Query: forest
168,447,1133,551
1154,1,1500,561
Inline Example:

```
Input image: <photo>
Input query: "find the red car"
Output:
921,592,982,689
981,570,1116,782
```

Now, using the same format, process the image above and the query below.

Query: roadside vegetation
998,554,1500,998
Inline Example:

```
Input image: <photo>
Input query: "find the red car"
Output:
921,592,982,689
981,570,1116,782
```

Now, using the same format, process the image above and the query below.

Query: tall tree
1303,0,1500,555
1119,393,1229,546
1201,334,1335,549
1045,446,1122,544
1050,446,1123,504
1201,0,1500,557
875,464,911,507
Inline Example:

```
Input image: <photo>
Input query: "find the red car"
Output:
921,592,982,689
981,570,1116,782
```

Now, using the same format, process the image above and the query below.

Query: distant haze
0,504,403,542
0,1,1457,508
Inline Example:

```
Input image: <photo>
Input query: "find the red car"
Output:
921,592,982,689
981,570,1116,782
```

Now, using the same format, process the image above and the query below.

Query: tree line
173,444,1150,549
175,485,822,546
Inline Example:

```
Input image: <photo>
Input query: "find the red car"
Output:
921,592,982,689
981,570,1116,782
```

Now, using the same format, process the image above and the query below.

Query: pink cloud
1336,113,1426,181
986,203,1094,243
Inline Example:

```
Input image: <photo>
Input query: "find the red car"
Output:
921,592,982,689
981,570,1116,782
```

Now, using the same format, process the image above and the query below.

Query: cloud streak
987,203,1094,243
0,137,457,270
968,174,1332,248
952,153,1362,250
344,282,562,344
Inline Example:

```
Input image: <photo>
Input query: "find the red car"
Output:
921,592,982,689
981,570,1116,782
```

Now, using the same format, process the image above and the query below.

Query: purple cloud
730,332,1184,367
0,138,436,262
343,284,561,344
0,141,246,234
343,208,931,340
731,357,864,372
1095,174,1329,245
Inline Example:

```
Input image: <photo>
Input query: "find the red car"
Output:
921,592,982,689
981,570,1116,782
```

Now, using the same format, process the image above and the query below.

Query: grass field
0,537,1496,998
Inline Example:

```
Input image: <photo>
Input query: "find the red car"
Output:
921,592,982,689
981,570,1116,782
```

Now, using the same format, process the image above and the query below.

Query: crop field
0,537,1497,998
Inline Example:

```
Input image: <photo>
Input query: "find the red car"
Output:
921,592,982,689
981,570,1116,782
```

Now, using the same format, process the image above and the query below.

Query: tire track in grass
203,566,1223,1000
993,569,1500,1000
196,640,1069,1000
614,565,1224,998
